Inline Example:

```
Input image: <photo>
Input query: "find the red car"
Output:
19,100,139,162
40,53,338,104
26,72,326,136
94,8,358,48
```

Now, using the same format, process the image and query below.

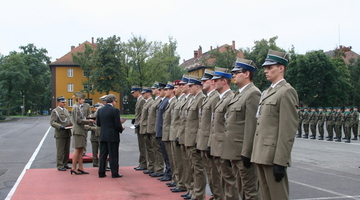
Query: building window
83,70,91,77
85,98,93,106
67,69,73,77
83,84,93,92
68,98,73,107
68,83,73,92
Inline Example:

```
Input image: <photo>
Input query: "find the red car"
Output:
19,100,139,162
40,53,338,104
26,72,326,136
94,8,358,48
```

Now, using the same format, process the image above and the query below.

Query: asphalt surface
0,116,359,200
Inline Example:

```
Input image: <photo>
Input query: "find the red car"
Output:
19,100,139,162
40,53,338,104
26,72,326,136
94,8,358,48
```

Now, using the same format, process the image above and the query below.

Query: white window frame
67,68,73,77
68,98,73,107
83,84,93,92
68,83,73,92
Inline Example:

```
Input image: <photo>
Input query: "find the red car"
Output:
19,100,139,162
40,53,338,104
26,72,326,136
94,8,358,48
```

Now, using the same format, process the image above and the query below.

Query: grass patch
121,114,135,119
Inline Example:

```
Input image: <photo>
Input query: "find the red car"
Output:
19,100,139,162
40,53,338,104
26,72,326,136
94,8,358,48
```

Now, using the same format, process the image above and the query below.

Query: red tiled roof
179,44,244,71
49,41,97,66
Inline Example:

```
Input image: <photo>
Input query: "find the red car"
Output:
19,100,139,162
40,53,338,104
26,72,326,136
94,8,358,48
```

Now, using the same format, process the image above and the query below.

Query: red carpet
11,166,211,200
68,153,94,163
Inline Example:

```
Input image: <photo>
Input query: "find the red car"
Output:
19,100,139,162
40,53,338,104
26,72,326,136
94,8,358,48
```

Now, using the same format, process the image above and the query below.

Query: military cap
56,96,66,102
94,103,101,108
99,95,107,101
164,81,175,89
151,81,159,89
141,87,152,94
201,69,215,81
353,106,358,109
303,107,308,109
262,49,289,67
179,74,189,84
74,92,85,99
212,67,232,80
232,58,257,73
311,107,316,110
187,75,202,86
173,80,181,86
158,82,167,89
131,85,142,94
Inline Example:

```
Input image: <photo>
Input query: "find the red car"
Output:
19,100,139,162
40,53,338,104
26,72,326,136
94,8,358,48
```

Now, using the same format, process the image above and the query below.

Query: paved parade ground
0,116,360,200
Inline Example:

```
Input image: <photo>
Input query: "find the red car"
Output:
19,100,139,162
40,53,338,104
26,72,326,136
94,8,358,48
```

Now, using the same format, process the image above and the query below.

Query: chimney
183,59,185,63
210,46,213,51
92,37,94,44
194,50,198,59
71,46,75,51
232,40,235,50
198,46,202,58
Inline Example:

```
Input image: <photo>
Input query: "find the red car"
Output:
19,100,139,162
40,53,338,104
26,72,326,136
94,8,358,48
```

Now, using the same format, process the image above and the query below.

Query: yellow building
49,39,121,111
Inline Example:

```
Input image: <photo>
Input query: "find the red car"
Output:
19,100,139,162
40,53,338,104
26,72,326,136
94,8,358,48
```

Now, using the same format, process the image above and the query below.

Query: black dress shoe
167,182,177,187
171,187,186,192
181,193,189,197
99,174,107,178
183,194,192,199
64,166,71,169
150,173,164,177
143,170,154,174
160,176,171,181
352,137,358,140
78,169,89,174
58,168,66,171
134,167,147,171
112,174,123,178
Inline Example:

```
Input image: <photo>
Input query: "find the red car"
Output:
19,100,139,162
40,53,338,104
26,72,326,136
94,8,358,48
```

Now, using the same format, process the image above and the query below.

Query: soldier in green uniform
50,96,72,171
343,107,352,143
317,107,325,140
333,107,343,142
297,107,303,138
325,107,334,141
351,106,359,140
309,107,318,139
302,107,310,138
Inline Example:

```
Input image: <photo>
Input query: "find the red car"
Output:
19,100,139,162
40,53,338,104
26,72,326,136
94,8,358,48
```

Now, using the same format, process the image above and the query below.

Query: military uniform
297,108,303,138
317,108,325,140
147,92,164,176
132,86,147,170
251,50,298,200
343,107,352,143
325,108,334,141
185,76,206,200
139,87,155,173
333,108,343,142
50,97,72,170
351,107,359,140
309,108,318,139
197,70,221,200
302,108,310,138
209,67,236,200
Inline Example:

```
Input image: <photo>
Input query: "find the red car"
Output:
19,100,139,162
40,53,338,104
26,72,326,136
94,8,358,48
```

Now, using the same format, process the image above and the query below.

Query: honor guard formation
51,50,312,200
297,106,359,143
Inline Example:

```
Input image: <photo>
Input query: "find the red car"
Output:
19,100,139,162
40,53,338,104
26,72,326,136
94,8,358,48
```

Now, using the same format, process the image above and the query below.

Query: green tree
19,44,51,114
208,45,238,70
331,56,351,106
90,35,123,94
0,52,31,115
348,57,360,105
242,36,283,91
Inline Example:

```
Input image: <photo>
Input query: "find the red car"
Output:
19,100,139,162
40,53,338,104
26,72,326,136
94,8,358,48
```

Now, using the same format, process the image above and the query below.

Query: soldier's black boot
325,136,330,138
296,133,302,138
318,136,324,140
310,135,316,139
303,134,309,139
351,137,358,140
335,138,341,142
326,137,333,141
344,138,351,143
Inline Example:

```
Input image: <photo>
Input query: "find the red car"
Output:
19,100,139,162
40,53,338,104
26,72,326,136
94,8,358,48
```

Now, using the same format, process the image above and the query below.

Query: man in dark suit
155,82,171,181
97,94,124,178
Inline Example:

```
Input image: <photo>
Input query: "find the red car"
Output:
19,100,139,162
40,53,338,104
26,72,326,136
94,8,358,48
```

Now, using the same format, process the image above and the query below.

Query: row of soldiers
297,106,359,143
130,49,297,200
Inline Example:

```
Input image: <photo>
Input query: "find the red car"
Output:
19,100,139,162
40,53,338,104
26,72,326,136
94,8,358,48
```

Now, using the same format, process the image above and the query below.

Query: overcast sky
1,0,359,63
